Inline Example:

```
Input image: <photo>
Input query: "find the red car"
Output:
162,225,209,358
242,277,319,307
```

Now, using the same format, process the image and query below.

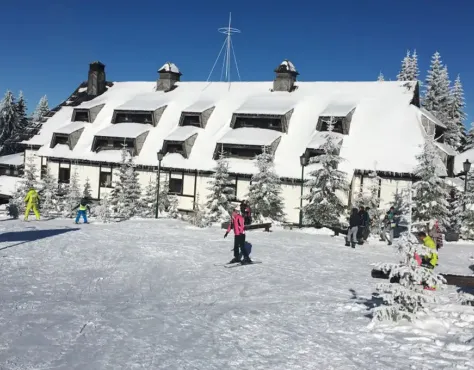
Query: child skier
24,187,40,221
224,207,251,264
417,231,438,269
73,198,91,224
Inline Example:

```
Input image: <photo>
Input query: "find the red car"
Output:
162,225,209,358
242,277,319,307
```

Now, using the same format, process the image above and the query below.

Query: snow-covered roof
54,122,85,135
234,96,296,115
165,126,200,141
115,93,169,111
0,152,24,167
278,60,297,73
320,102,356,117
455,148,474,175
0,175,22,196
182,100,215,113
306,131,343,150
418,107,446,129
217,128,281,146
95,123,150,138
159,62,180,74
435,142,457,156
26,79,431,178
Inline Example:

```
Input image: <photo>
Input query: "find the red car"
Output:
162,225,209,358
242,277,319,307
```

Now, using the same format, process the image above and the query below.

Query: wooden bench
221,222,272,232
371,268,474,288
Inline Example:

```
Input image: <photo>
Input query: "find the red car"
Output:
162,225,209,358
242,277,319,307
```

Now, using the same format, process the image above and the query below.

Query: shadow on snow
0,228,80,251
349,288,384,319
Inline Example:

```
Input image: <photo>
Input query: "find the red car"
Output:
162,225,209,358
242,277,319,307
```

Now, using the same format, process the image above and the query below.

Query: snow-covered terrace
26,79,426,178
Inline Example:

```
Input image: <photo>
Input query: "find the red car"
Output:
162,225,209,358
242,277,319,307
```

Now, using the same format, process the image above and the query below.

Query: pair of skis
214,260,262,268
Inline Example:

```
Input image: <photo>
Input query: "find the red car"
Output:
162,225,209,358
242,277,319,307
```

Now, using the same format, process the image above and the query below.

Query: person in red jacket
225,207,252,264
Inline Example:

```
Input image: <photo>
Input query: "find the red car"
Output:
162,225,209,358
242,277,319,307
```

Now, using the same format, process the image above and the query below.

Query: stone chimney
156,62,182,92
87,61,106,96
273,60,299,92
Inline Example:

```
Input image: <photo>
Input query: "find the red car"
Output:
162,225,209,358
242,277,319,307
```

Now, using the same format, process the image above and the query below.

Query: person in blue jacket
73,198,91,224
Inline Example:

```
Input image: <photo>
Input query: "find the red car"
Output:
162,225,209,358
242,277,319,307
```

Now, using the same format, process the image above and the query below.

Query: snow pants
234,234,249,259
347,226,358,243
24,204,40,220
75,210,88,223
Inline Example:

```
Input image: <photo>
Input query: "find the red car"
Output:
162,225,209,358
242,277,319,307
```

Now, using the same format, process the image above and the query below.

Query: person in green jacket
24,187,40,221
73,198,91,224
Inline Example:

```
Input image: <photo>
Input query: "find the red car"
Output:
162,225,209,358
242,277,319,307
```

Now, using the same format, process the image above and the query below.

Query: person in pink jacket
224,207,251,264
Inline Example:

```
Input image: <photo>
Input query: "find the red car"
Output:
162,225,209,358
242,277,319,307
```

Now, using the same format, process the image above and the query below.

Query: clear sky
1,0,473,124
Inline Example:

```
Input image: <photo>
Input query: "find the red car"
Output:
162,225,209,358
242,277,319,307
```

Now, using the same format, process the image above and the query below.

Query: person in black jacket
345,208,360,248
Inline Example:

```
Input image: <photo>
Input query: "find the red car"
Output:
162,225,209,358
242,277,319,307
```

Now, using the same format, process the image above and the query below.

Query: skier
73,198,91,224
362,207,371,241
417,231,438,269
356,206,366,244
345,207,360,248
427,219,443,250
224,207,251,264
24,187,40,221
381,206,396,245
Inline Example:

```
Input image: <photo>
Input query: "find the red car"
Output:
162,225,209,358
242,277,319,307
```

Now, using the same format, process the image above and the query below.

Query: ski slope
0,218,473,369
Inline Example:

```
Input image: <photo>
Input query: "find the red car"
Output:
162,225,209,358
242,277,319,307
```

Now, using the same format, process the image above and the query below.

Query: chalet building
19,60,455,222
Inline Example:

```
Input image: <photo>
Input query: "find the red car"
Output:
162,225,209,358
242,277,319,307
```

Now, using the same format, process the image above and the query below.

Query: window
181,114,201,127
100,171,113,188
113,139,133,149
318,117,344,134
169,177,183,195
40,165,48,179
447,156,454,177
165,142,184,155
215,145,263,159
73,110,90,122
94,138,134,152
13,169,19,176
58,167,70,184
421,115,435,136
0,168,8,176
55,135,69,145
234,116,283,131
115,112,153,124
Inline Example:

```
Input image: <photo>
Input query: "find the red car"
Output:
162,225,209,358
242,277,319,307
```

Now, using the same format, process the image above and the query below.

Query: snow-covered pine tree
407,49,420,82
373,233,446,322
447,187,462,234
10,156,38,213
83,177,92,199
109,148,129,217
448,75,467,149
377,72,384,81
397,50,411,81
304,117,349,227
412,138,450,231
33,95,49,122
40,167,60,217
123,160,142,218
461,185,474,240
141,179,157,218
158,179,170,214
96,194,112,223
61,169,81,217
15,91,28,129
391,187,411,226
465,122,474,151
168,195,179,219
205,148,234,223
423,52,451,125
0,91,18,142
190,193,209,227
247,147,285,222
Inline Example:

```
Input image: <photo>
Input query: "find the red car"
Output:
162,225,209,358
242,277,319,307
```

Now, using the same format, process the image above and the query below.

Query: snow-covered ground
0,218,473,369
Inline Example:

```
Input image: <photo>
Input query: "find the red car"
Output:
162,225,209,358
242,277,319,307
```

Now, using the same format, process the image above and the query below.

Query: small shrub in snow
373,233,446,322
168,195,179,219
39,167,60,217
61,169,81,218
247,147,285,222
83,177,92,199
96,194,112,223
190,194,209,228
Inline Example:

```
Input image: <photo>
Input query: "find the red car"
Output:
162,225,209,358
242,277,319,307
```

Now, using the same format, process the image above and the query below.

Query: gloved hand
224,232,228,238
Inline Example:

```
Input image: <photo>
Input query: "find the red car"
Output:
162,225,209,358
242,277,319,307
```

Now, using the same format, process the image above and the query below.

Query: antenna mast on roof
206,12,241,88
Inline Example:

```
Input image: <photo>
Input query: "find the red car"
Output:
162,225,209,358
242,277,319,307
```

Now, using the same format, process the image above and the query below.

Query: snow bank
0,152,24,166
0,175,21,196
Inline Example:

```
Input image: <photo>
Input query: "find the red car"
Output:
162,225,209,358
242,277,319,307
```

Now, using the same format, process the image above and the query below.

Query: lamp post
155,150,164,219
299,153,309,228
463,159,471,211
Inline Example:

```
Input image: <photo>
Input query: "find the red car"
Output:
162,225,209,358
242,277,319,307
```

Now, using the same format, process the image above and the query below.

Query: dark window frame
54,135,69,146
114,112,153,125
216,144,264,160
73,110,90,122
58,167,71,184
233,115,283,131
169,177,183,195
181,114,201,127
318,117,344,134
99,171,113,188
165,142,185,155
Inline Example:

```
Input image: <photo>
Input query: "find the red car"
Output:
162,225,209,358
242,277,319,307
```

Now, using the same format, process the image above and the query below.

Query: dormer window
304,131,343,160
231,97,295,133
214,128,281,159
179,102,215,129
316,103,356,135
50,122,85,150
435,142,456,177
92,123,150,156
72,104,104,123
114,111,153,125
113,94,168,126
163,126,199,158
419,107,446,142
55,135,69,145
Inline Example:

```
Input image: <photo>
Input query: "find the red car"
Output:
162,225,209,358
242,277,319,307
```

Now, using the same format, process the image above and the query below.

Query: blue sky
1,0,473,124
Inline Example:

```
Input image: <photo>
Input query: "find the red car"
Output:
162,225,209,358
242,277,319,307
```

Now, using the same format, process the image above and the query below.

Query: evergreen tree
391,187,411,226
377,72,384,81
15,91,28,129
190,193,209,228
397,50,411,81
407,49,419,81
61,169,81,217
423,52,450,124
33,95,49,122
168,195,179,219
40,167,60,217
412,139,450,231
373,233,445,322
448,75,467,149
10,155,39,213
247,147,285,222
447,187,462,234
141,179,157,218
465,122,474,150
96,194,112,223
83,177,92,199
304,118,349,227
158,179,170,213
205,149,234,223
0,90,18,141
